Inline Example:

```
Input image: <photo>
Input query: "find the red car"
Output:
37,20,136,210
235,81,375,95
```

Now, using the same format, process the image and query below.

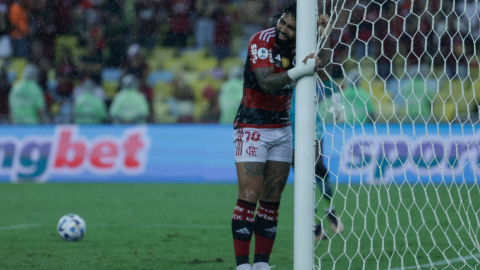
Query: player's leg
232,128,271,270
233,162,265,269
251,160,290,270
315,139,343,236
252,126,292,269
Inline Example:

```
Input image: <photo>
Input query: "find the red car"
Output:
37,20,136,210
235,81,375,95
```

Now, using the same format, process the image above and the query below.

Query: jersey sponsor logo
251,44,258,64
246,146,258,157
235,205,244,212
258,47,268,60
282,57,290,68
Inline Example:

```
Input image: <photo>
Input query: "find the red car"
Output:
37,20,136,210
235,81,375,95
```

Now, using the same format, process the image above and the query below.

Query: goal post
298,0,480,269
293,0,317,269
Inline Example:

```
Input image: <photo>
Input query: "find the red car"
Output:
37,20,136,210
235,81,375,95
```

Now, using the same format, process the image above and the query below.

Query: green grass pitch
0,183,479,269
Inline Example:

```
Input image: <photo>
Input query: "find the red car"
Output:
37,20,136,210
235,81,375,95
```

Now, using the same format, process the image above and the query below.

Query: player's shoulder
249,27,276,47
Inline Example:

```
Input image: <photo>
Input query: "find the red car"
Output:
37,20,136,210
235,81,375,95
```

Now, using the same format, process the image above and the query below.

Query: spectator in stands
105,12,127,67
109,74,150,124
0,61,10,124
194,0,218,50
219,65,243,124
0,1,12,59
341,70,376,125
135,0,161,49
212,5,231,59
237,0,270,57
122,43,149,89
52,0,74,35
73,77,108,124
167,71,194,123
318,70,375,125
55,48,77,99
8,0,30,58
401,66,432,123
8,64,49,124
29,0,57,61
73,76,105,101
29,40,50,92
78,39,103,84
165,0,195,48
200,85,220,123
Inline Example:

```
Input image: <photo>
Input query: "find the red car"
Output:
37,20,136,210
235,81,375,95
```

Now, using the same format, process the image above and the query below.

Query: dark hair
282,1,297,19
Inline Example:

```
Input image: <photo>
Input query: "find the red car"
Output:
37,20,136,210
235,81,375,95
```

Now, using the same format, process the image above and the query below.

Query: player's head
23,64,39,82
276,1,297,48
121,74,139,90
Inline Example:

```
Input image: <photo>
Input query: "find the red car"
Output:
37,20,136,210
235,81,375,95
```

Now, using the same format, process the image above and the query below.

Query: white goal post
293,0,317,268
295,0,480,269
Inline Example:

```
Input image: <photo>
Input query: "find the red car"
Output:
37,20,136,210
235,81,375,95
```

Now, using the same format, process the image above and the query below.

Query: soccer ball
57,214,86,241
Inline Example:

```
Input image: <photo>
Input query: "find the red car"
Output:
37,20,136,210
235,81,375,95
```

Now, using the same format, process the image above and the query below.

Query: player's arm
254,55,321,93
253,67,293,93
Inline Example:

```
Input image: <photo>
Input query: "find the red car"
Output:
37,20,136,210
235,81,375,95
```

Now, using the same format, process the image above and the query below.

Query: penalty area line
0,223,42,231
388,253,480,270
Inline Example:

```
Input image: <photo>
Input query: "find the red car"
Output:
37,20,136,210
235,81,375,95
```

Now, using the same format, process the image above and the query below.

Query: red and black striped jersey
233,28,296,129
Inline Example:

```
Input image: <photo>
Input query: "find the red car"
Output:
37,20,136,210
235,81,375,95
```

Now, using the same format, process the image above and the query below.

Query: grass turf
0,183,479,269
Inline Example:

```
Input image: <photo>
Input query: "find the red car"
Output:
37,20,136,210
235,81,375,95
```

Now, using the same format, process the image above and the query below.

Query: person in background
164,0,194,48
0,1,12,59
77,39,103,84
73,76,105,102
122,43,149,90
0,61,11,124
134,0,161,49
9,64,49,124
318,70,376,125
168,71,194,123
291,83,345,241
109,74,149,124
219,65,243,124
105,12,127,67
8,0,29,58
73,77,107,124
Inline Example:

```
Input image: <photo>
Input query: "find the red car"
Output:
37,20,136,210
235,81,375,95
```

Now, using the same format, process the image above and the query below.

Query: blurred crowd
0,0,479,125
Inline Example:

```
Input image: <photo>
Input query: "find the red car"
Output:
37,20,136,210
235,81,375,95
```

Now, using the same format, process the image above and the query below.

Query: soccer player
231,2,328,269
290,83,344,241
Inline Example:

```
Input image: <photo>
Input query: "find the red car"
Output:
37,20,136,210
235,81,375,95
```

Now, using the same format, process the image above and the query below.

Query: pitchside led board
0,124,477,184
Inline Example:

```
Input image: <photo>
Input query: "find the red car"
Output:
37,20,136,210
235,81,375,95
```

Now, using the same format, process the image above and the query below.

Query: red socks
232,200,256,266
253,201,280,264
232,200,280,266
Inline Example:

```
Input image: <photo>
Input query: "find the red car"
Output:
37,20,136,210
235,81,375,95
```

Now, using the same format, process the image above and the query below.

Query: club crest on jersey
258,47,269,59
282,58,290,68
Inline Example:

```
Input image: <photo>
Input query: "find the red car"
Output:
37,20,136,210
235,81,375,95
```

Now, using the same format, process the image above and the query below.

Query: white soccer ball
57,214,86,241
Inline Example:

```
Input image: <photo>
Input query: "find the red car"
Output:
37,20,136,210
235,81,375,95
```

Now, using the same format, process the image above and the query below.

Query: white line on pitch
388,253,480,270
0,223,42,231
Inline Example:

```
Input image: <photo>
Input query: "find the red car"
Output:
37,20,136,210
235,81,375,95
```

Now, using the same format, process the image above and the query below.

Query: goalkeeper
290,15,343,239
291,81,344,241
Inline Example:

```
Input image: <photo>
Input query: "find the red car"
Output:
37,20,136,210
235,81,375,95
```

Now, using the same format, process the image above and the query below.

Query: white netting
313,0,480,269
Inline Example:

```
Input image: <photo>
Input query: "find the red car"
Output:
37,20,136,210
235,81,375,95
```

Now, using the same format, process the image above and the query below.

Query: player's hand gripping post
287,54,322,81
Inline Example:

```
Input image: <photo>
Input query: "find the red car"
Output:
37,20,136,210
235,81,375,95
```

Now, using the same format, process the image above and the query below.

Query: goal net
311,0,480,269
